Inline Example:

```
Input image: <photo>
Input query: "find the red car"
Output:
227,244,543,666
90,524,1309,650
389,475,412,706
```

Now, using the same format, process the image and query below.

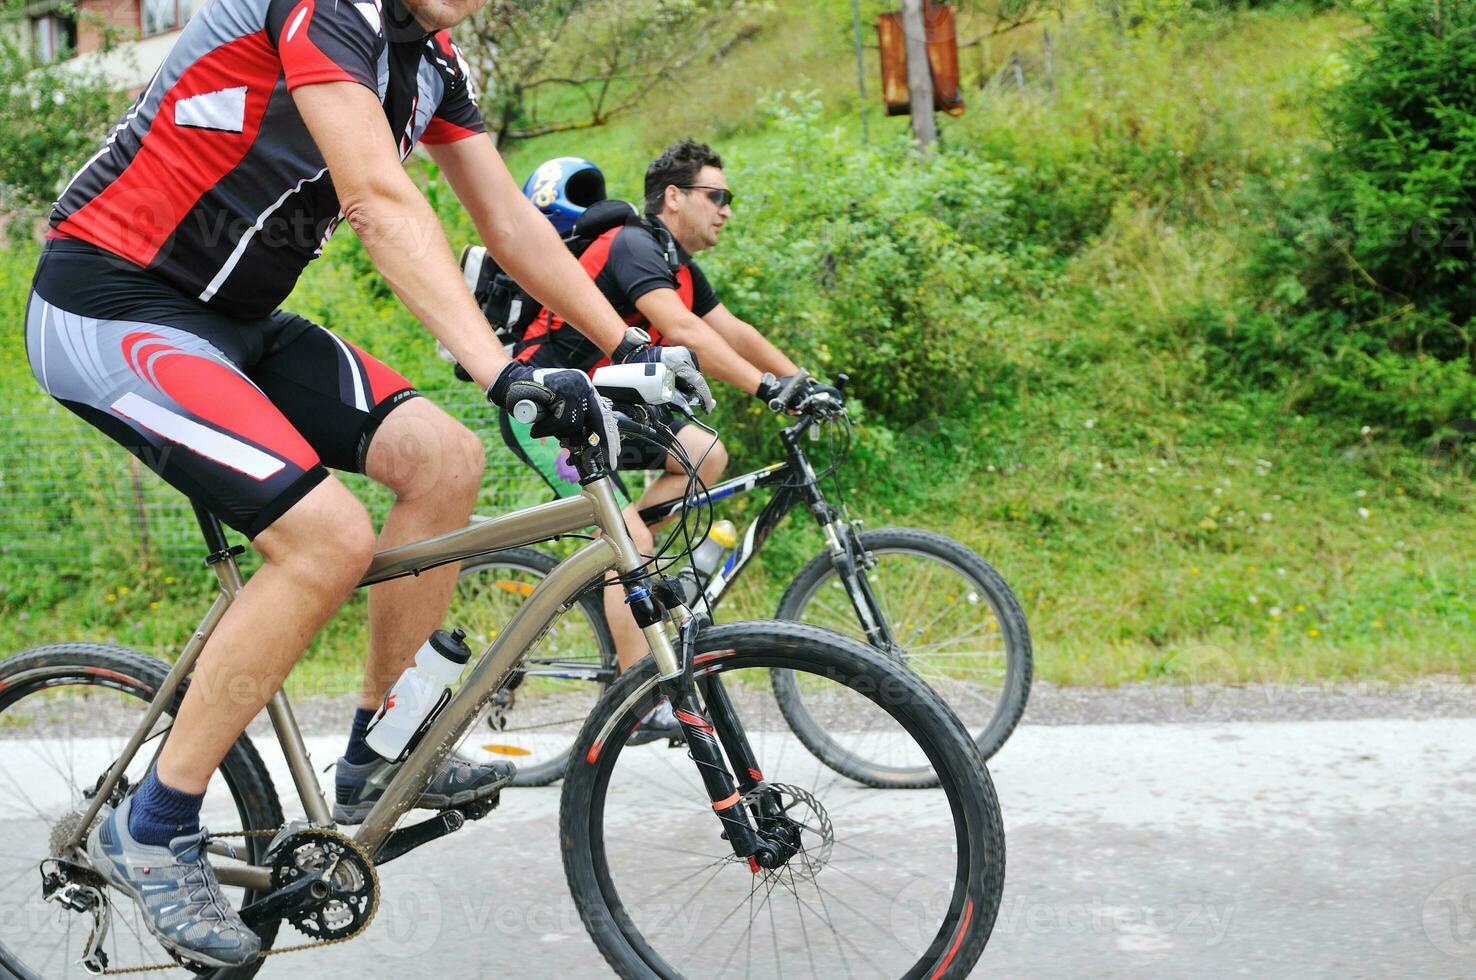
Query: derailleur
41,859,112,975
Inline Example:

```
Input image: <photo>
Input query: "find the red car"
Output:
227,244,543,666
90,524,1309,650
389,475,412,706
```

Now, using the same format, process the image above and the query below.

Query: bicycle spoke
584,651,978,979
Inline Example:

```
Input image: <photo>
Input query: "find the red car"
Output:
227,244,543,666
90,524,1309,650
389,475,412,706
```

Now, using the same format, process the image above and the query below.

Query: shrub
702,93,1039,445
1221,0,1476,439
0,3,131,238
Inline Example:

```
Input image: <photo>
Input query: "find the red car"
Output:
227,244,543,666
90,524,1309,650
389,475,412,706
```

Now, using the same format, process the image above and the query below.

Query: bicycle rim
563,624,1001,979
778,535,1027,781
449,551,615,786
0,646,275,979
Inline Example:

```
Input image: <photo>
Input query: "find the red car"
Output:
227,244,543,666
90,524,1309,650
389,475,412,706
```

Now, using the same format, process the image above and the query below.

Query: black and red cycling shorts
25,239,420,538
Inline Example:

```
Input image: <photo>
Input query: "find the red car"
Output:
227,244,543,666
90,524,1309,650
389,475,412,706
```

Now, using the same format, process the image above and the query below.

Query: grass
0,0,1470,693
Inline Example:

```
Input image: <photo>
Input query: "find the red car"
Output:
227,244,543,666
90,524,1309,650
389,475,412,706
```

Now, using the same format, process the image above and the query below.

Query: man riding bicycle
489,141,825,732
23,0,707,966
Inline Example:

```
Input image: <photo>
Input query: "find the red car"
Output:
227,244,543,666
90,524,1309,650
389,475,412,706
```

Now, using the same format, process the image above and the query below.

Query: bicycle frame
637,415,899,649
62,471,686,892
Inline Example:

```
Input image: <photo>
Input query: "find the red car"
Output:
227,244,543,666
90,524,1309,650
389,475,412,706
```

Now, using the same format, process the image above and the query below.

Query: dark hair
644,139,723,215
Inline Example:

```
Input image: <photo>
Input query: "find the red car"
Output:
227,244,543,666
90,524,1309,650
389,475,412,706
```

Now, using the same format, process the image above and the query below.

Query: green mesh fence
0,386,553,569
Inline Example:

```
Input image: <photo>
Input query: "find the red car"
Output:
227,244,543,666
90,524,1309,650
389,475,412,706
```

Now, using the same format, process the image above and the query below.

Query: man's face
402,0,486,33
668,165,731,253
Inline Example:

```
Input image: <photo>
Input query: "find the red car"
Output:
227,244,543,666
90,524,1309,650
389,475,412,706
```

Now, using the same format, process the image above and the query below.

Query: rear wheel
773,527,1032,787
449,547,617,786
561,622,1005,979
0,643,283,979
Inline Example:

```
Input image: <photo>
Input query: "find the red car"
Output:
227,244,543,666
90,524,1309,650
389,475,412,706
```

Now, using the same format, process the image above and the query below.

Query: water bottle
679,521,739,604
365,628,472,763
691,520,738,577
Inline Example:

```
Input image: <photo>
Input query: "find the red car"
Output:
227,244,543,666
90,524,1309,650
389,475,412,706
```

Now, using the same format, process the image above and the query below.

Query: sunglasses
680,185,735,207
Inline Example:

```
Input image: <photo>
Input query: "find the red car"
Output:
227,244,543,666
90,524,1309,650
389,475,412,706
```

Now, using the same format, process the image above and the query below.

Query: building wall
76,0,141,54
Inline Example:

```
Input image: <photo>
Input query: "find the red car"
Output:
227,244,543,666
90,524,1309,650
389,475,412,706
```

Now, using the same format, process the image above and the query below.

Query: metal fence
0,387,553,569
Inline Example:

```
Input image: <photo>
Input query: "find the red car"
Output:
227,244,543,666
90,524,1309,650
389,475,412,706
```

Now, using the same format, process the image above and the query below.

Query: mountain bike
0,367,1005,979
455,374,1033,788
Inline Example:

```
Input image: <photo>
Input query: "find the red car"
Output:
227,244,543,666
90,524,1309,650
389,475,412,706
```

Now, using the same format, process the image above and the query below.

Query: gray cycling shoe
332,752,516,825
86,795,261,968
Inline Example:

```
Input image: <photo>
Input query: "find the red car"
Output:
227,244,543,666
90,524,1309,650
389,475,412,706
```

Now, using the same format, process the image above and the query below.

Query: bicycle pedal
454,792,501,822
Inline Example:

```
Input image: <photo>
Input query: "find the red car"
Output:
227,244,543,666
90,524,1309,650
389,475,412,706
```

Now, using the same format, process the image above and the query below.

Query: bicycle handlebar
767,371,811,413
511,398,543,425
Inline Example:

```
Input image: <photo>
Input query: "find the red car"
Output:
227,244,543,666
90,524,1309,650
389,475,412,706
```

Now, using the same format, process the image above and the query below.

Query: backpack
464,200,680,354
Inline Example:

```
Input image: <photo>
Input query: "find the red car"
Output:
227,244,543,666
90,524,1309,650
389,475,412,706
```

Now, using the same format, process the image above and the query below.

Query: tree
461,0,768,146
0,0,130,239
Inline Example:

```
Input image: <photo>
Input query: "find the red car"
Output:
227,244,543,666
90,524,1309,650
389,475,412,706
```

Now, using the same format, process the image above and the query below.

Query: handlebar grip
768,371,810,413
512,399,544,424
453,363,474,383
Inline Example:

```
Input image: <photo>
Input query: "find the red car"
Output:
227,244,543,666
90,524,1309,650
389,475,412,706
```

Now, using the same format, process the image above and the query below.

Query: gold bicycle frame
63,474,681,891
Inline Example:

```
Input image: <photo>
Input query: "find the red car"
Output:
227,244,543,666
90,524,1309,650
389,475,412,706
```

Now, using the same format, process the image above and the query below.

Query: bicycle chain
99,827,380,976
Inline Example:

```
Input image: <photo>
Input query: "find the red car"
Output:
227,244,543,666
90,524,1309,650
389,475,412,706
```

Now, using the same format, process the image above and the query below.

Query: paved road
227,717,1476,979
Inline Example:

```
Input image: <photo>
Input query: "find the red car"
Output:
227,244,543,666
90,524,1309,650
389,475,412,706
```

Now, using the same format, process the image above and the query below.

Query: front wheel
561,622,1005,979
773,527,1032,787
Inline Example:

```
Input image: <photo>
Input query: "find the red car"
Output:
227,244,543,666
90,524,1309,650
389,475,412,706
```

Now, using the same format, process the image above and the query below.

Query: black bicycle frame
636,418,899,650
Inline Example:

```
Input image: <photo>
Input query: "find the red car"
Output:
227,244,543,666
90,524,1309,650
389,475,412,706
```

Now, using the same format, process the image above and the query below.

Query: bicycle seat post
192,501,245,594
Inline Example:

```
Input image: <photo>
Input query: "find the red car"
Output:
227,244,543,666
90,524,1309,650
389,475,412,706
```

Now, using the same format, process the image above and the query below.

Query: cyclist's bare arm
635,287,765,394
702,302,800,378
292,82,513,388
426,135,631,360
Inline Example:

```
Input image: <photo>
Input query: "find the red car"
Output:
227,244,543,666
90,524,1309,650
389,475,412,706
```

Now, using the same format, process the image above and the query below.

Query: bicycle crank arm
374,808,465,866
239,866,335,931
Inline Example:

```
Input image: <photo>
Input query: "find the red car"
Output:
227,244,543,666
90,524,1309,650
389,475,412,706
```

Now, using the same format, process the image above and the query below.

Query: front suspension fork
823,521,899,654
654,618,792,870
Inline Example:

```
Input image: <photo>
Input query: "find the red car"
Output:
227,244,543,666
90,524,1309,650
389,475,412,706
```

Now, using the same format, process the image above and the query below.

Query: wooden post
852,0,870,145
1043,29,1055,92
901,0,937,151
128,456,151,565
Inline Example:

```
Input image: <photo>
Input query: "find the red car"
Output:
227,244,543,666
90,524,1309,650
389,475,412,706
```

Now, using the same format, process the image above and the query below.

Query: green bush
1220,0,1476,439
0,3,131,236
702,94,1041,440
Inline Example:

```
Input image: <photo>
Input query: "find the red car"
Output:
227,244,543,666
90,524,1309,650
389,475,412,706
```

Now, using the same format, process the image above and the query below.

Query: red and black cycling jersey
516,216,720,374
48,0,483,319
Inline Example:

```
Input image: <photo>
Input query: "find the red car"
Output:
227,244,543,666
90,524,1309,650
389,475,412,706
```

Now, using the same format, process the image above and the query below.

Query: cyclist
24,0,706,967
492,140,817,735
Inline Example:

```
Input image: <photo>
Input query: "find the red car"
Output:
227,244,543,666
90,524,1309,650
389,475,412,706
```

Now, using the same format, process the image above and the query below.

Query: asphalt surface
5,691,1475,978
241,714,1476,979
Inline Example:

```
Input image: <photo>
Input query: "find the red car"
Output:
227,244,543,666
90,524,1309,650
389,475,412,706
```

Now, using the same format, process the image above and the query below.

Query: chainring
267,828,379,941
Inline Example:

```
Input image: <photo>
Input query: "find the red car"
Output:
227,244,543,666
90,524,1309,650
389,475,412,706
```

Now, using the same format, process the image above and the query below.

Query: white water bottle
365,628,471,762
691,520,738,577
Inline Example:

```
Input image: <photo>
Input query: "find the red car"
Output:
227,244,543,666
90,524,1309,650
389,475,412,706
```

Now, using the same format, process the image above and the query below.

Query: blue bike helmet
522,157,606,235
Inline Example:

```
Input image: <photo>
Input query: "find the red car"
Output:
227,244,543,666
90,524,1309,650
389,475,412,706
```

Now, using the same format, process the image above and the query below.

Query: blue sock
127,770,204,847
343,706,380,766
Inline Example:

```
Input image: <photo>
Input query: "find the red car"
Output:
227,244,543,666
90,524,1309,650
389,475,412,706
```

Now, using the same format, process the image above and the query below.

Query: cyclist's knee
255,477,375,582
702,437,729,480
622,505,655,555
671,428,726,481
366,398,485,509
